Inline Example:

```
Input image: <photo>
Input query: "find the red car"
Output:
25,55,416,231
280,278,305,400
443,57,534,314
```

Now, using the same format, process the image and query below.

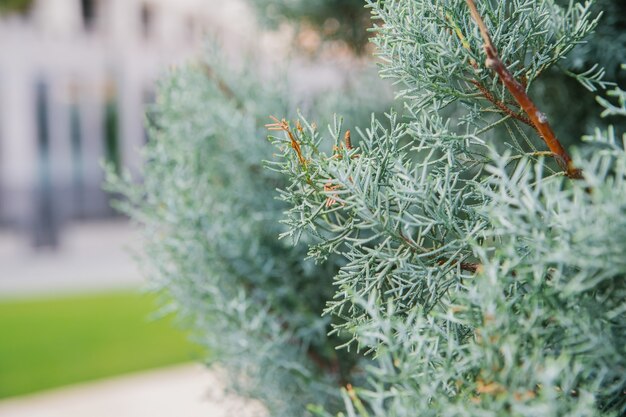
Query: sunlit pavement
0,364,266,417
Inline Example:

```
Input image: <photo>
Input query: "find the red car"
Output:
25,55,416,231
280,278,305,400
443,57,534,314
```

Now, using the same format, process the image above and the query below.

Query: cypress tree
109,1,626,416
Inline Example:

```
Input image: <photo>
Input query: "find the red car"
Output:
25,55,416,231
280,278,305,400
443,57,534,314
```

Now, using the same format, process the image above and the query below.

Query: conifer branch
469,79,536,129
465,0,583,180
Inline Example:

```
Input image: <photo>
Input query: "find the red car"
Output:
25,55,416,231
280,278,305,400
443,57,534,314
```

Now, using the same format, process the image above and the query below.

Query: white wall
0,0,212,233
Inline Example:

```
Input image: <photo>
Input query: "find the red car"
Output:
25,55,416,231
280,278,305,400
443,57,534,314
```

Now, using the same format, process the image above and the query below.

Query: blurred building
0,0,211,247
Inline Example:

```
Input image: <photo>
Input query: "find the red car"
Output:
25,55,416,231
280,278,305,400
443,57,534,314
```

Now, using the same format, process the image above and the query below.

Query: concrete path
0,364,266,417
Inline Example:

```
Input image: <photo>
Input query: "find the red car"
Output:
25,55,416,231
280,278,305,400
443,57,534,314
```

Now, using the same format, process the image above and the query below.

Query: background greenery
248,0,371,53
0,291,197,399
0,0,33,14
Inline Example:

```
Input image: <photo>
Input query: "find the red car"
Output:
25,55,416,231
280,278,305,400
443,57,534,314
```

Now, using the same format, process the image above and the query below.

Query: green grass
0,290,200,399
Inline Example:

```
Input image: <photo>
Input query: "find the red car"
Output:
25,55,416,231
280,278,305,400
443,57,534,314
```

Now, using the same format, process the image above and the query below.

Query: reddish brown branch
469,79,536,129
465,0,583,180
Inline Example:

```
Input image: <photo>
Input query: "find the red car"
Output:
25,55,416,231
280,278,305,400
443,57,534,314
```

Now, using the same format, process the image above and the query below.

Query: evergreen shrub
109,1,625,416
106,49,389,415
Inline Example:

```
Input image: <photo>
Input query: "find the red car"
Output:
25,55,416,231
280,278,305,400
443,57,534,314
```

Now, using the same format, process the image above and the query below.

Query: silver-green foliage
105,50,381,415
270,1,625,416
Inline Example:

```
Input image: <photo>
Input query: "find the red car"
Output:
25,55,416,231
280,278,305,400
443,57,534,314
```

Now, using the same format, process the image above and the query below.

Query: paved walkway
0,364,266,417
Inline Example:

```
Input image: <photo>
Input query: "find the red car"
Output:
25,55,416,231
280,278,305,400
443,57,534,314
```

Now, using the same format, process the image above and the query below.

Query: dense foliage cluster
106,50,388,414
110,1,625,416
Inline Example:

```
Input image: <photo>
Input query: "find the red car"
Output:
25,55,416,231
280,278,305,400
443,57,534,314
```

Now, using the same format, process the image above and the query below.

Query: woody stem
465,0,583,180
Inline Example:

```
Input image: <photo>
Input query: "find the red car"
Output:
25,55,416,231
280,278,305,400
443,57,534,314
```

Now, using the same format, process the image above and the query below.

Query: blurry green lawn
0,291,199,399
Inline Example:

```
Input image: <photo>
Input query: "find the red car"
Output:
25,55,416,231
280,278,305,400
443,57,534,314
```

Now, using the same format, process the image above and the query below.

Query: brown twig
443,10,539,134
465,0,583,180
266,116,306,165
344,130,353,150
469,79,536,129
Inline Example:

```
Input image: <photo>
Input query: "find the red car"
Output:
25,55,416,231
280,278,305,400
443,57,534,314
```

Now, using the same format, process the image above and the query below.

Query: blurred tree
106,49,391,416
0,0,33,14
248,0,372,53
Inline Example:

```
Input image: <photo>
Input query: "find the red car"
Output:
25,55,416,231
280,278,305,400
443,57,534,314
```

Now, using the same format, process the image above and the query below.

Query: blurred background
0,0,251,252
0,0,373,414
0,0,234,409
